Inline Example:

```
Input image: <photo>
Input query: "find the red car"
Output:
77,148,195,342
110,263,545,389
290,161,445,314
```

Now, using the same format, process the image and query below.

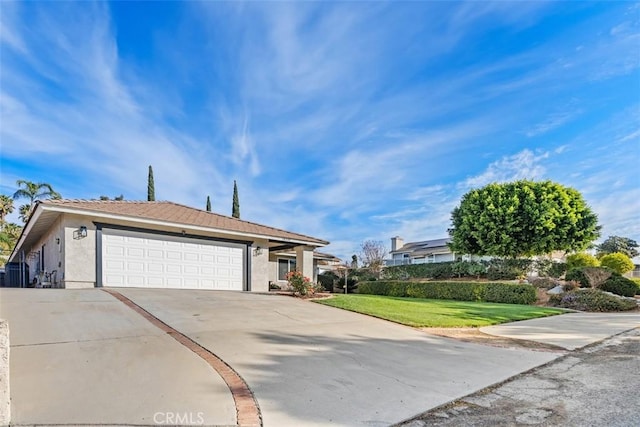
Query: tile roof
41,199,328,245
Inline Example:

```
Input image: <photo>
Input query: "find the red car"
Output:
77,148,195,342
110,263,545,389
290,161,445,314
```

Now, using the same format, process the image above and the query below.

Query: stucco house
386,236,458,266
386,236,566,267
8,199,329,291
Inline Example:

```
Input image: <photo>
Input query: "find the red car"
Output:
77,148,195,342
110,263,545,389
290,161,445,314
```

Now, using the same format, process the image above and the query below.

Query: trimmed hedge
357,280,536,305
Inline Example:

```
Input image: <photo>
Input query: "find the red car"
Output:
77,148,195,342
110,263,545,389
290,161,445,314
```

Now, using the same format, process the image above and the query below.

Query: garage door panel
102,229,244,290
127,247,144,257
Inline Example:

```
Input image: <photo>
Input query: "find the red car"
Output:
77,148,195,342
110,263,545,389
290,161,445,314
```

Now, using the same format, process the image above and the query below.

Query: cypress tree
206,195,211,212
147,165,155,201
232,180,240,218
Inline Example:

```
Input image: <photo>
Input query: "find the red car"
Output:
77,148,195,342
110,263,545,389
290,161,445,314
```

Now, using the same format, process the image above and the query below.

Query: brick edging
103,289,262,427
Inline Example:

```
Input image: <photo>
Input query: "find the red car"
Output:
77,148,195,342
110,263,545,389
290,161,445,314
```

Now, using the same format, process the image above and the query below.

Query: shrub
581,267,612,288
534,259,566,278
599,274,638,297
565,268,590,288
286,270,311,296
382,261,486,280
599,252,634,274
335,277,358,293
317,272,338,292
549,289,637,312
486,258,533,280
548,262,567,278
528,277,558,290
631,278,640,294
566,253,599,270
357,280,536,305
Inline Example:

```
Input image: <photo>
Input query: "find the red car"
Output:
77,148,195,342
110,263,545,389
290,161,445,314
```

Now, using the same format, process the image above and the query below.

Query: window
278,258,296,281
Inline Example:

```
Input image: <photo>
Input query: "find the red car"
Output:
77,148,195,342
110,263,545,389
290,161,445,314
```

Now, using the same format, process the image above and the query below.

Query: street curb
0,319,9,426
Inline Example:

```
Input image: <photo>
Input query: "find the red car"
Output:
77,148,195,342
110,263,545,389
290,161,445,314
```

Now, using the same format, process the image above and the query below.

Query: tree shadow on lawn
235,328,558,427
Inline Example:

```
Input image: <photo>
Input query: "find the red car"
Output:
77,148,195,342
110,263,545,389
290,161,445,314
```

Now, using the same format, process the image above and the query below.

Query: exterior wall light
254,246,263,256
73,226,89,239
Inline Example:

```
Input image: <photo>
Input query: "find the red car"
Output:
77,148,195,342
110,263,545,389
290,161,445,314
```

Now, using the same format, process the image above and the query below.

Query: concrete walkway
0,289,236,426
480,312,640,350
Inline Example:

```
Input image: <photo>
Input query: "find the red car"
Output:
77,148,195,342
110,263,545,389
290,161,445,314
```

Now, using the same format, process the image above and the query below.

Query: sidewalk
479,312,640,350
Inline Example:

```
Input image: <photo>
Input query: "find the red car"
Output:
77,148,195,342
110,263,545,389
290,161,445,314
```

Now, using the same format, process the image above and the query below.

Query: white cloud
463,149,549,189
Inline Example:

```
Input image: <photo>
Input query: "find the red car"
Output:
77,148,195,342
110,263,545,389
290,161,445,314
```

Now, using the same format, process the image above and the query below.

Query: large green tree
147,165,155,201
232,180,240,218
449,180,600,258
13,180,61,223
596,236,639,259
0,195,14,222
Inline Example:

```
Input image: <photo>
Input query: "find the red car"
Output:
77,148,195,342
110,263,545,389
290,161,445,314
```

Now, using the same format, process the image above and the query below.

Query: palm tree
0,222,22,266
13,180,61,223
18,205,32,223
0,195,14,223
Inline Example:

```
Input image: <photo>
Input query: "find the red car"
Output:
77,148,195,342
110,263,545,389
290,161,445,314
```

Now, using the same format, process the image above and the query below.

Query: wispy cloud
463,150,549,189
1,1,637,261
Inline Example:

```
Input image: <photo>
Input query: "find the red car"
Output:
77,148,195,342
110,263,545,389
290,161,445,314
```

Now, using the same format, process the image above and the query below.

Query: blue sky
1,1,638,260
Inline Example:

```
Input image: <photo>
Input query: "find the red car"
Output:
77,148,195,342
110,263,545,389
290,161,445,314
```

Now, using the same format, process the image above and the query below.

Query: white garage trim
96,224,251,291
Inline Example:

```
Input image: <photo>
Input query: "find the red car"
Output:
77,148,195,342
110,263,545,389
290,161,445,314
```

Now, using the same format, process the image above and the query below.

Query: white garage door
101,228,245,290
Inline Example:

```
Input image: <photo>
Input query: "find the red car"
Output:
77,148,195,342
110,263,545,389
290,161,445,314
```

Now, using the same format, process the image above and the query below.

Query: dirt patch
421,327,566,352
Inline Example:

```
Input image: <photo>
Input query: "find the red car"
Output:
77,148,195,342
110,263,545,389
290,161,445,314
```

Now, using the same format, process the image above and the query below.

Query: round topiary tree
599,252,634,274
449,180,600,258
566,253,600,270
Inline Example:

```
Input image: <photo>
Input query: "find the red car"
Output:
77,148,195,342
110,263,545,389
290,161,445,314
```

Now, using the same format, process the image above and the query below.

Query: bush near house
357,280,536,305
549,289,637,312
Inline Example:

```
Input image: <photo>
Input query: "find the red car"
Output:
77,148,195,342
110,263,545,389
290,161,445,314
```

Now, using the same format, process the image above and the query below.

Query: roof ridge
164,200,326,243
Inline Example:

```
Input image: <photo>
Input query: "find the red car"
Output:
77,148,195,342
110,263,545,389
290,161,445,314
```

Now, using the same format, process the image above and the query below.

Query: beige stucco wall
24,216,64,286
249,239,269,292
270,248,319,286
63,214,96,288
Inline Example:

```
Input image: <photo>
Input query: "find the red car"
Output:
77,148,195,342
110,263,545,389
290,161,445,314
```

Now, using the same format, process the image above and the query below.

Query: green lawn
314,294,565,327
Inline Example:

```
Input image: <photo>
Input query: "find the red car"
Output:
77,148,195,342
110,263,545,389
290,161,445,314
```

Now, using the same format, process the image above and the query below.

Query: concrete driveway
113,289,558,426
0,289,235,426
3,288,634,427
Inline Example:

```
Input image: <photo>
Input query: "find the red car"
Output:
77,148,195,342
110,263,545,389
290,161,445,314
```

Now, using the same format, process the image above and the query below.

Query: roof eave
39,203,327,247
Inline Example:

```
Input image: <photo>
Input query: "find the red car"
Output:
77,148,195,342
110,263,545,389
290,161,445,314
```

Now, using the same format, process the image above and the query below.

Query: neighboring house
386,236,458,266
385,236,566,267
8,200,328,291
